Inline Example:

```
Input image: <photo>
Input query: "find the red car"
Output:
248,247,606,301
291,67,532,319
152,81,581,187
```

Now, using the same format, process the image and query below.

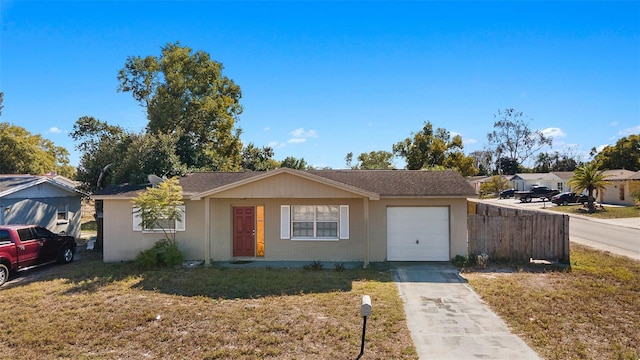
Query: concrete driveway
391,263,541,360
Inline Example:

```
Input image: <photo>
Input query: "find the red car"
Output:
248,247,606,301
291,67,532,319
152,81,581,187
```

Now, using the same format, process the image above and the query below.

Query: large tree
280,156,309,170
469,150,493,176
117,42,243,171
392,121,476,175
241,143,279,171
533,151,580,173
71,116,132,191
592,134,640,172
71,116,186,192
345,151,395,170
0,122,75,177
568,163,610,213
486,108,552,171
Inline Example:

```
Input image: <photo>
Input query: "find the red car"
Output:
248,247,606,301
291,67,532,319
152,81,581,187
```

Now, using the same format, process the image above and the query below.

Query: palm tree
568,163,610,213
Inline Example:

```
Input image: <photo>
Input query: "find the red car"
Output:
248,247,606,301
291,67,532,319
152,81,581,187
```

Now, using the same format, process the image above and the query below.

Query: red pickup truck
0,225,77,286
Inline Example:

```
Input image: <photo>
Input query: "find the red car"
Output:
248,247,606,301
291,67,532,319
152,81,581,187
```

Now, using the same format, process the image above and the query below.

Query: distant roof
602,169,637,180
552,171,575,180
93,169,477,199
628,171,640,180
0,174,86,198
511,173,548,181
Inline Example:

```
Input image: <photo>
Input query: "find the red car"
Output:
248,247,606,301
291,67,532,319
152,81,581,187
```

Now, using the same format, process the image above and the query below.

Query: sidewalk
392,263,541,360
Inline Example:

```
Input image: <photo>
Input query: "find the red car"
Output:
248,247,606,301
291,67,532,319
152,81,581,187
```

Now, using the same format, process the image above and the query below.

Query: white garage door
387,207,450,261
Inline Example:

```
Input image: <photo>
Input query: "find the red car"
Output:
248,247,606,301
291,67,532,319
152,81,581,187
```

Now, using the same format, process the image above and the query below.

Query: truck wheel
526,197,532,203
58,246,75,264
562,200,568,206
0,264,9,286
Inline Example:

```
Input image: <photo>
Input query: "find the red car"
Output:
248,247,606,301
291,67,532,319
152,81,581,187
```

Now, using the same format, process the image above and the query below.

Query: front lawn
463,244,640,360
547,204,640,219
0,252,416,359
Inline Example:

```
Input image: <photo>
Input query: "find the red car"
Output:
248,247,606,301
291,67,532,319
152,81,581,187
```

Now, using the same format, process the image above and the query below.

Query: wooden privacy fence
467,201,570,263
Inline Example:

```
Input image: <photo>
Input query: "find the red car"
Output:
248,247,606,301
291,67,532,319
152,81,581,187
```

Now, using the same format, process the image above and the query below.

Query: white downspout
204,197,211,265
363,197,370,268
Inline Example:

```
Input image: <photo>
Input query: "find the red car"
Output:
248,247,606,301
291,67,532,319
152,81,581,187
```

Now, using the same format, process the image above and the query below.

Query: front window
292,205,339,239
133,206,186,232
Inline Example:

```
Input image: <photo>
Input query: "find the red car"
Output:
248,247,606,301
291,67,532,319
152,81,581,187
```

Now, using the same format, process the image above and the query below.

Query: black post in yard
356,315,368,360
356,295,371,360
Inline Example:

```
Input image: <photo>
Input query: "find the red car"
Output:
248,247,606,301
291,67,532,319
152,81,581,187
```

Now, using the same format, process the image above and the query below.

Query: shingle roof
93,169,476,198
0,174,85,198
307,169,476,196
552,171,575,181
602,169,636,180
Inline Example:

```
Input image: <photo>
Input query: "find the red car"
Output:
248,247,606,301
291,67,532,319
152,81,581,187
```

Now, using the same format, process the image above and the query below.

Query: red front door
233,207,255,257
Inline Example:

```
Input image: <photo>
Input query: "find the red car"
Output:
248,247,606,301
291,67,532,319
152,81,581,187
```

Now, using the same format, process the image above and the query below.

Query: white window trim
133,206,186,233
280,204,349,241
57,203,69,224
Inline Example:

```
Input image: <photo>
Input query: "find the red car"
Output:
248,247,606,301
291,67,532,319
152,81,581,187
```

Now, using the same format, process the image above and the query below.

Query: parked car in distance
551,192,589,206
499,188,515,199
514,186,560,203
0,225,77,286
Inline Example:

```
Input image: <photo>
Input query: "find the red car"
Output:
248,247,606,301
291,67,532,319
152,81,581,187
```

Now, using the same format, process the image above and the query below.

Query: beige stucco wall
209,198,366,262
102,199,206,262
601,181,638,206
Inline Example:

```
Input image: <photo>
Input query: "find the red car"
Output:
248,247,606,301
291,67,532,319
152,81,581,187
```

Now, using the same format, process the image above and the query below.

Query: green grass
463,245,640,360
546,204,640,219
0,251,416,360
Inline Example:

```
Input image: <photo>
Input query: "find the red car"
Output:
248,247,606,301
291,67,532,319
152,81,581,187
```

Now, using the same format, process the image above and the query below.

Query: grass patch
0,250,416,359
546,204,640,219
462,244,640,360
80,220,97,232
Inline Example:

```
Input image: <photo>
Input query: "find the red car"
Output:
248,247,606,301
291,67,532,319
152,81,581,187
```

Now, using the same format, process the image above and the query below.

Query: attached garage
386,207,450,261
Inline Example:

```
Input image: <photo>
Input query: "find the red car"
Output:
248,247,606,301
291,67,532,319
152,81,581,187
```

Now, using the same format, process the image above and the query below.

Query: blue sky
1,1,639,170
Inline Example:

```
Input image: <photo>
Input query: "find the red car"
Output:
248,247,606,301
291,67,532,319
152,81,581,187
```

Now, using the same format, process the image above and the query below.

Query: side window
57,203,69,221
33,227,54,238
133,206,186,232
0,230,11,243
17,228,36,242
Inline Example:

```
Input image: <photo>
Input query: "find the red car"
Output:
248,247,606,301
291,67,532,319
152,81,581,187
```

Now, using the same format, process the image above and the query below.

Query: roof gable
0,175,85,198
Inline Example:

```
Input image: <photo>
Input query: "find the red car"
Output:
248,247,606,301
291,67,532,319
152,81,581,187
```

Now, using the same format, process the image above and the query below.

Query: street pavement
392,263,541,360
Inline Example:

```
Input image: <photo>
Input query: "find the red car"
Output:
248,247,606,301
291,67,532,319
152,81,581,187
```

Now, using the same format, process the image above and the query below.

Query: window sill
290,238,340,242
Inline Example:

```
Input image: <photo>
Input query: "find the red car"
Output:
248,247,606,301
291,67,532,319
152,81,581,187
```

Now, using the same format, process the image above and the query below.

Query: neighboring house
92,168,477,266
510,172,570,192
599,169,640,206
467,175,489,194
466,175,511,194
0,174,86,238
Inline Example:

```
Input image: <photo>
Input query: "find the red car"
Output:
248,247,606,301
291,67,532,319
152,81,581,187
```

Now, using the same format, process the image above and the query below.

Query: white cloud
289,128,318,138
610,121,618,127
264,127,271,132
464,138,477,145
268,141,285,149
596,144,609,152
619,125,640,137
288,128,318,144
541,127,566,139
49,127,63,134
